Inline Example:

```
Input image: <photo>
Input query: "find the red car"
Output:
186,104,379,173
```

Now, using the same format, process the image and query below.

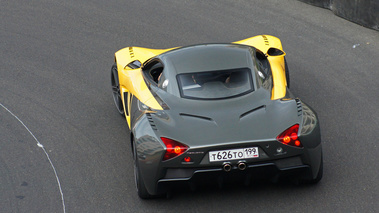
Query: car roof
159,43,254,74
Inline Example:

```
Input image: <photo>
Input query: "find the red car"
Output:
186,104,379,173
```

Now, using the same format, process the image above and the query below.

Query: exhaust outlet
223,163,232,172
237,162,247,171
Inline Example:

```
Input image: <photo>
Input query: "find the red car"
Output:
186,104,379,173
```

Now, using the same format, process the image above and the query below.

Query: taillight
161,137,188,161
276,124,303,147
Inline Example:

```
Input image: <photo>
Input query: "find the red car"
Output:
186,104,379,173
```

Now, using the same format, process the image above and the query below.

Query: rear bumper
156,156,310,194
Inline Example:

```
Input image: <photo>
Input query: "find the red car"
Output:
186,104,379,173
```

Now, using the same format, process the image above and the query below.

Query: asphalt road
1,0,378,212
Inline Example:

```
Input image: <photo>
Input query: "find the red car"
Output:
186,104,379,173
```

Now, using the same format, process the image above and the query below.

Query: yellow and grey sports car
111,35,323,198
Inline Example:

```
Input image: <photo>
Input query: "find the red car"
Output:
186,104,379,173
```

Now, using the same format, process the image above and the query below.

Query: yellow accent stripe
267,56,287,99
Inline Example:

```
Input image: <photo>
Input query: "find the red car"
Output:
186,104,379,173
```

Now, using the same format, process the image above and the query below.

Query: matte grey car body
113,43,323,198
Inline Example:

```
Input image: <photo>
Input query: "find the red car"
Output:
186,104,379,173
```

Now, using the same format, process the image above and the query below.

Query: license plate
209,147,259,162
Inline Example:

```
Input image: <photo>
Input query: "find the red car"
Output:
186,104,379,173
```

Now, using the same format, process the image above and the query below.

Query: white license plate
209,147,259,162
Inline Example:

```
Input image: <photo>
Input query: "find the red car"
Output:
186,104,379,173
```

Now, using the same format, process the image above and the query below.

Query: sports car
110,35,323,198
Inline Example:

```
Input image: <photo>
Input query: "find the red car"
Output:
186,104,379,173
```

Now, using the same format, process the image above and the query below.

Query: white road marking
0,103,66,213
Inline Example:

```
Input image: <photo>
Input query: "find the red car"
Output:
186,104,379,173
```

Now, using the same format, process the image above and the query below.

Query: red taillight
276,124,303,147
161,137,188,161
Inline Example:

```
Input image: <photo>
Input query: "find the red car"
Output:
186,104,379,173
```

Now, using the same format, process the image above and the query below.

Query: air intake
146,113,157,131
295,98,302,116
179,113,213,121
240,105,266,119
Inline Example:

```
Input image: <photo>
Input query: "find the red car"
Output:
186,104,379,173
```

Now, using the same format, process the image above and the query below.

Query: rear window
177,68,254,100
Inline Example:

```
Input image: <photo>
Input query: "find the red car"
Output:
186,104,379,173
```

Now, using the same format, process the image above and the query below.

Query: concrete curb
298,0,379,31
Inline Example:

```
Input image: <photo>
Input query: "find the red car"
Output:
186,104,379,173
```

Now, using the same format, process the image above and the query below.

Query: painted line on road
0,103,66,213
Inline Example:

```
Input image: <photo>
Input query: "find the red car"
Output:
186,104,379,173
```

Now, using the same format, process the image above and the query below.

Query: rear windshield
177,68,254,100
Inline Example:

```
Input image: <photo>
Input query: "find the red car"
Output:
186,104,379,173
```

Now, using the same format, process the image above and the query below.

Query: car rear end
134,94,322,196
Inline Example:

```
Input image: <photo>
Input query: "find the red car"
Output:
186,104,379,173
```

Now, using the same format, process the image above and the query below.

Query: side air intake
146,113,157,131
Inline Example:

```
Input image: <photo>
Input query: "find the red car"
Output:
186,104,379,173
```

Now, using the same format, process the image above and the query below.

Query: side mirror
267,48,286,57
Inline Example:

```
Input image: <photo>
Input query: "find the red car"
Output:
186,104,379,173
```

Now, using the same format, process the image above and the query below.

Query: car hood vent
240,105,266,119
146,113,158,131
179,113,213,121
295,98,302,116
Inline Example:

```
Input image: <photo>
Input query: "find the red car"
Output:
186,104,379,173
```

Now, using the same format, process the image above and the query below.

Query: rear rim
111,65,124,114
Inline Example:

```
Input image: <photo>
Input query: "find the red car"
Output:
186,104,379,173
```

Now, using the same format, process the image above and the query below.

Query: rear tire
133,142,152,199
310,155,323,184
302,154,323,184
111,63,124,115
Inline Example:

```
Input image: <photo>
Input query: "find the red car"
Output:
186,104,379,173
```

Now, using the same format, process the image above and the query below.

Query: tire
111,63,124,115
284,57,290,89
302,154,323,184
133,142,152,199
310,154,323,184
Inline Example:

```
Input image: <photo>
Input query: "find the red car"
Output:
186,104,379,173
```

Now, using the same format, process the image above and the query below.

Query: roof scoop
267,48,286,57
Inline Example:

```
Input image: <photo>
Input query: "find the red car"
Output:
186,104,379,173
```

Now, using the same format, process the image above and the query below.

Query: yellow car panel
235,35,287,99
